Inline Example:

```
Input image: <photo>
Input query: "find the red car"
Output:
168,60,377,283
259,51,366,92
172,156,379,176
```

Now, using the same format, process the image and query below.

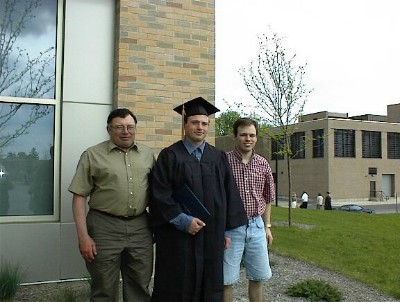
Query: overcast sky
0,0,56,158
215,0,400,117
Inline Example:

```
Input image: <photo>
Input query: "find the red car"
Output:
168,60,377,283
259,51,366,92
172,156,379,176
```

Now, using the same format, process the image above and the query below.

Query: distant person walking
316,193,323,210
291,192,297,209
299,191,308,208
324,192,332,210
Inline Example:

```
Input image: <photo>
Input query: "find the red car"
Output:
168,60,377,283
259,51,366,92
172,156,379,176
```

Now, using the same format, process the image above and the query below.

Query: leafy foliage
0,260,24,300
215,110,240,136
239,29,313,226
239,29,312,127
285,279,343,302
215,109,272,138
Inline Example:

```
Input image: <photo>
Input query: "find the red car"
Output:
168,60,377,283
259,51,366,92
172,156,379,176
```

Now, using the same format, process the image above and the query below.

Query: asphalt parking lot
278,199,400,214
344,203,399,214
333,199,400,214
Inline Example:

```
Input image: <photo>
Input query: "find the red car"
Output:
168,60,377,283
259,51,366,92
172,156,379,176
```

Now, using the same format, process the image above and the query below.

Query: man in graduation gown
149,97,247,302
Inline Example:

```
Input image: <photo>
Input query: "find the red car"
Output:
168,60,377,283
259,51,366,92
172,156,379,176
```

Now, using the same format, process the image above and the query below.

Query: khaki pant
86,209,153,302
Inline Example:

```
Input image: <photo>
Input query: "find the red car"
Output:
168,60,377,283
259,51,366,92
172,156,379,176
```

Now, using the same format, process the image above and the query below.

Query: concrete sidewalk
277,198,399,208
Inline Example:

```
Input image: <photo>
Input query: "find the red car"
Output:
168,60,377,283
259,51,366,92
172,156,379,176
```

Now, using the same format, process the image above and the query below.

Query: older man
69,108,155,302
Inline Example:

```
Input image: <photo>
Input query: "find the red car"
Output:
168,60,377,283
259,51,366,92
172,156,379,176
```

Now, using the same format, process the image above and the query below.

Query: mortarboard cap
173,97,220,117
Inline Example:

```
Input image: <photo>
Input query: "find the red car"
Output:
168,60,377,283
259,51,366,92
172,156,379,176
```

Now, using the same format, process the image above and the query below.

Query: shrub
55,288,80,302
0,260,24,301
285,279,343,302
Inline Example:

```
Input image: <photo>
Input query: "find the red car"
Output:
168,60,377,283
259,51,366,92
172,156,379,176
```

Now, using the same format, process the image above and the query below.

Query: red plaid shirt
226,149,275,217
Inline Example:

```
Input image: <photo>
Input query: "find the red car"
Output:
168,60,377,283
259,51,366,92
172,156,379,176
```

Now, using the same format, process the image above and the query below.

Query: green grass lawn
269,206,400,299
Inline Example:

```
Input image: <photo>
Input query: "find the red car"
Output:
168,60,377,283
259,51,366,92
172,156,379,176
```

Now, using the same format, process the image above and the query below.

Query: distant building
216,103,400,202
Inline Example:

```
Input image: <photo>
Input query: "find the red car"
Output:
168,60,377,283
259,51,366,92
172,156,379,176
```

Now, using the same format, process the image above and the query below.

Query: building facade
217,104,400,203
0,0,215,283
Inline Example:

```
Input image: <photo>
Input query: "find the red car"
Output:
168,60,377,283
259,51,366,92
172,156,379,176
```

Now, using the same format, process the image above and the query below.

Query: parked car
336,204,375,214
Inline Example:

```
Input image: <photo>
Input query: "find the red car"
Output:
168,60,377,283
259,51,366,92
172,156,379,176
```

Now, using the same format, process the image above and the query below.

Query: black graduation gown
149,141,247,302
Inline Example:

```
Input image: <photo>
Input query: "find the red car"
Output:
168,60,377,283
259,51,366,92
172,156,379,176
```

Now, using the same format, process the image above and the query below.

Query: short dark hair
233,118,258,137
107,108,137,125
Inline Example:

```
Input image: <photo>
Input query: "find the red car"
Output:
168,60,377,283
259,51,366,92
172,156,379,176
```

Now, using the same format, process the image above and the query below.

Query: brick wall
114,0,216,153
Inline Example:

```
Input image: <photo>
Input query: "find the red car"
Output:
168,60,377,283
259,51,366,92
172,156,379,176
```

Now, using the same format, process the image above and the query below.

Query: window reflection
0,0,57,99
0,102,55,216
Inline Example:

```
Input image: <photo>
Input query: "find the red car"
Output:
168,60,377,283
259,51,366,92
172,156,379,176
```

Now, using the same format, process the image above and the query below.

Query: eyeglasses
109,125,136,132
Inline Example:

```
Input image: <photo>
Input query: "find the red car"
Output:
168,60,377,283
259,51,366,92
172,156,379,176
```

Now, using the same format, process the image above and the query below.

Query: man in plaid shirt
223,118,275,302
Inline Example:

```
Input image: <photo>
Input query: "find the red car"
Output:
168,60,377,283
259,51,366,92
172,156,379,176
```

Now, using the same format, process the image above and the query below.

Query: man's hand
224,236,231,249
266,228,273,245
188,217,205,235
78,235,97,262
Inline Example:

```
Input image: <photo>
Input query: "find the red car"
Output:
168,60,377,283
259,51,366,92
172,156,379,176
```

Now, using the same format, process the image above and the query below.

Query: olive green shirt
68,140,155,217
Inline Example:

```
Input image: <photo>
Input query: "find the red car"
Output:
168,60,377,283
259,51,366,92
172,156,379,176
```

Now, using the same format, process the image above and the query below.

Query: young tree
239,30,313,226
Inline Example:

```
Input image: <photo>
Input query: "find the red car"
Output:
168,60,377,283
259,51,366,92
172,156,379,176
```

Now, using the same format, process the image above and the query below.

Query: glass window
387,132,400,159
334,129,355,157
0,0,58,218
312,129,324,158
271,139,284,160
290,132,305,159
0,0,57,99
362,131,381,158
0,102,55,216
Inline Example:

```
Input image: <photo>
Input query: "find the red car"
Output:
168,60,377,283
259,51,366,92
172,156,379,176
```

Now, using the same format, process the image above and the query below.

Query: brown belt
91,209,143,220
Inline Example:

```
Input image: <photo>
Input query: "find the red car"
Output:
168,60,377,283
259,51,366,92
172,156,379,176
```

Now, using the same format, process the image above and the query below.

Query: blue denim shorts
223,216,272,284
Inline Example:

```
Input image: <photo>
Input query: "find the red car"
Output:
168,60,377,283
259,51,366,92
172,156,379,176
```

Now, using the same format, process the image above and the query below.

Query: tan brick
114,0,215,149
